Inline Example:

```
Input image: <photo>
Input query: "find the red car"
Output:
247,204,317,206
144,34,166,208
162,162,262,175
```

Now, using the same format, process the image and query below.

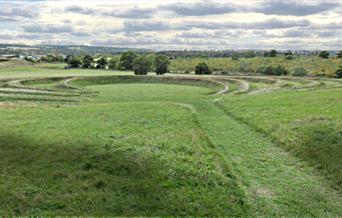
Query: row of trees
64,51,171,75
256,65,342,78
57,50,342,78
40,54,64,63
65,51,214,76
319,50,342,59
262,50,342,60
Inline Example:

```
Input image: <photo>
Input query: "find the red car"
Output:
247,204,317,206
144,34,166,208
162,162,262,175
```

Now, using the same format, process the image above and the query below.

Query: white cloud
0,0,341,50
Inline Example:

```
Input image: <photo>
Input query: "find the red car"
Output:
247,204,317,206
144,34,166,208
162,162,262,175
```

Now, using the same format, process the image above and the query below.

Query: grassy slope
0,85,248,216
0,64,341,216
218,88,342,188
88,84,212,103
170,56,342,76
191,100,342,216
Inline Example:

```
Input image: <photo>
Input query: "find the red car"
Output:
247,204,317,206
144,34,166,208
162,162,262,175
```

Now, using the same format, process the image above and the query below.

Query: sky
0,0,341,50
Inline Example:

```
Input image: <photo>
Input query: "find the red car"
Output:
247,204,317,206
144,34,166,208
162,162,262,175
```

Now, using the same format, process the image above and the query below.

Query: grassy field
170,56,342,76
217,88,342,188
0,64,341,216
0,101,249,216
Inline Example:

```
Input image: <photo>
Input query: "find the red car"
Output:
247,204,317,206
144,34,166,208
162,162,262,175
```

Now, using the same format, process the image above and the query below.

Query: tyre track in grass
186,99,342,217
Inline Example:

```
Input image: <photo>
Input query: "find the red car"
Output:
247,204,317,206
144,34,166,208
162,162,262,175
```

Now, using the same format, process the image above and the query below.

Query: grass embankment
0,84,248,216
171,56,342,76
73,75,224,95
192,100,342,216
218,88,342,188
0,65,341,216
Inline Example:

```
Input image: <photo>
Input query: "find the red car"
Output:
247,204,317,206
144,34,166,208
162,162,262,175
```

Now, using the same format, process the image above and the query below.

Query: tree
55,55,64,62
269,50,278,57
284,51,293,56
337,51,342,59
256,65,288,76
264,66,274,75
195,62,212,75
319,51,329,59
154,54,170,75
133,56,152,75
108,58,117,70
64,55,73,64
264,50,277,57
97,58,107,69
68,56,82,68
82,55,93,68
120,51,138,71
292,67,308,77
273,65,288,76
336,66,342,78
285,55,294,60
40,54,64,63
285,51,294,60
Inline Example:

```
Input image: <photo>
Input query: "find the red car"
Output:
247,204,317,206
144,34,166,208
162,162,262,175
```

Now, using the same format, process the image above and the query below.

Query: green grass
0,101,248,216
89,83,212,103
218,88,342,188
192,100,341,216
0,64,341,216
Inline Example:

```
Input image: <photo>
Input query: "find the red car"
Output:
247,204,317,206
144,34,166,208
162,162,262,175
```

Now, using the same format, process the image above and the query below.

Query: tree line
63,51,214,76
64,51,171,75
40,49,342,78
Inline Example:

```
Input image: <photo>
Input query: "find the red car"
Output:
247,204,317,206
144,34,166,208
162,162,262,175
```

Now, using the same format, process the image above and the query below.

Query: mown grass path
1,70,341,216
189,100,342,216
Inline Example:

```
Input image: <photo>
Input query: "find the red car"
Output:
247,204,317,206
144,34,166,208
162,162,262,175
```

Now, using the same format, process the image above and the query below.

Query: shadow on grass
0,133,175,216
0,132,249,216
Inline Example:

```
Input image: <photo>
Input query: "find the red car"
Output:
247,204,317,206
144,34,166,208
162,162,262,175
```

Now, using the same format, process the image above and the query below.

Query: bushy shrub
285,55,294,60
264,50,277,57
293,67,308,77
256,65,288,76
256,66,267,74
336,66,342,78
195,62,212,75
239,62,252,73
319,51,330,59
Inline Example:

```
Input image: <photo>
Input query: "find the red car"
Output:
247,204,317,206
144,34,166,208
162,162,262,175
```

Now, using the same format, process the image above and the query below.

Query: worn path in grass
186,99,342,217
1,71,341,216
88,82,342,216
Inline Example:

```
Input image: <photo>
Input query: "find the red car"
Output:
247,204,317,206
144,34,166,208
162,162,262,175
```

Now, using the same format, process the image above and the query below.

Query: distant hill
0,44,152,56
